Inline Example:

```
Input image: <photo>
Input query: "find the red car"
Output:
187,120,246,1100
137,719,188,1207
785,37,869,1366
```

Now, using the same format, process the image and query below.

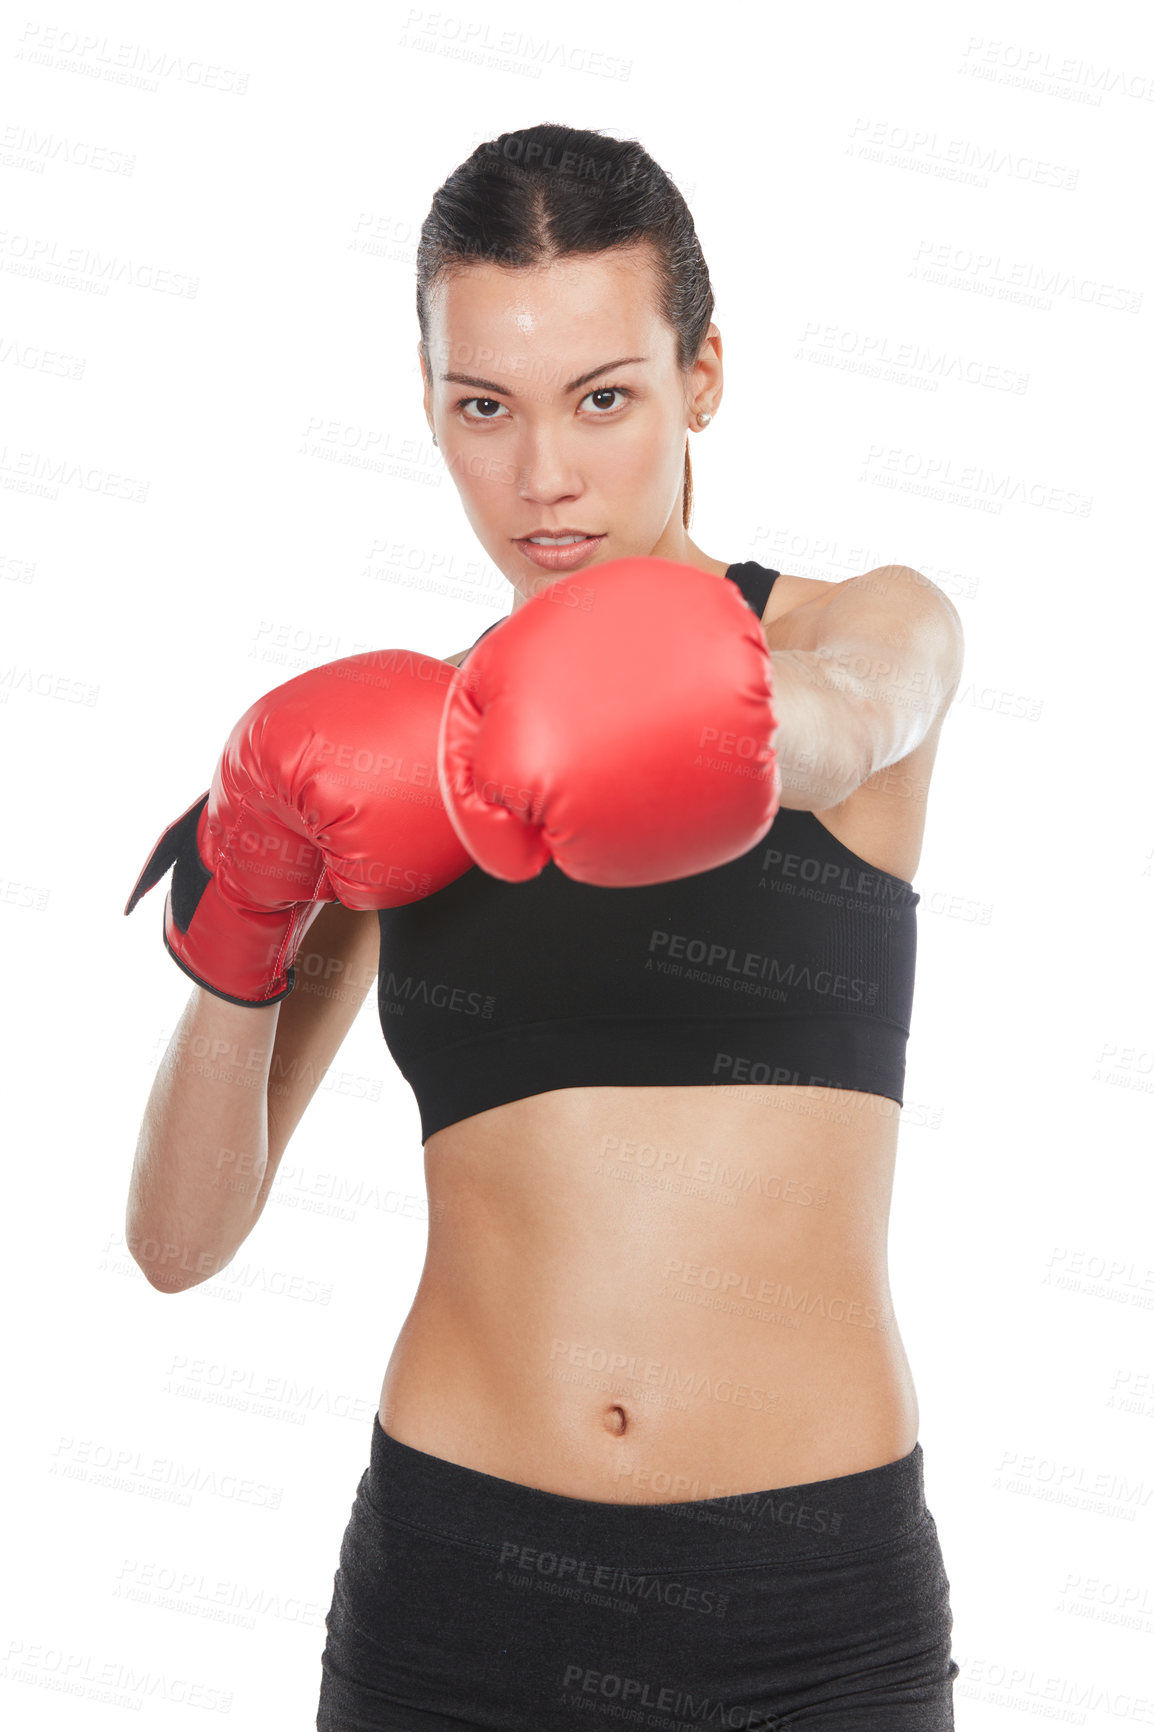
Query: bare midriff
378,1080,918,1503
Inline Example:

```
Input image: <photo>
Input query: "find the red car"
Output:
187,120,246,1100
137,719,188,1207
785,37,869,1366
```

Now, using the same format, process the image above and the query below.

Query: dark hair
416,124,714,529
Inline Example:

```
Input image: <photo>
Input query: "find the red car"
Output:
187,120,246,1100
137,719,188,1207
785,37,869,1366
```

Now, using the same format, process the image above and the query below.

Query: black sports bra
376,562,920,1143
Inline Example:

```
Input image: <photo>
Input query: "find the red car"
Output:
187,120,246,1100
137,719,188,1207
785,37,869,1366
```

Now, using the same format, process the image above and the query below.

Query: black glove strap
123,791,211,923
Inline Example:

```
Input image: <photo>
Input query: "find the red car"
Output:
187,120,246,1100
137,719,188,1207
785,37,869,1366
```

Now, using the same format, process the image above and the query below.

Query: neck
509,537,730,612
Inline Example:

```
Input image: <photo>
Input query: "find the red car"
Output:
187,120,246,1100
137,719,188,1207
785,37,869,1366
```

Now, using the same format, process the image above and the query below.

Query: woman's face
419,246,722,609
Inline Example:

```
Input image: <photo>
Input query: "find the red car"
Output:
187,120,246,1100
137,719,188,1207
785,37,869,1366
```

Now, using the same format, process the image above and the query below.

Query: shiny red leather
437,558,780,887
124,650,475,1005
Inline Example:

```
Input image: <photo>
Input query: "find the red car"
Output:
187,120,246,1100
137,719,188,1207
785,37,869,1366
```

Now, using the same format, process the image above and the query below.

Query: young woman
126,124,964,1728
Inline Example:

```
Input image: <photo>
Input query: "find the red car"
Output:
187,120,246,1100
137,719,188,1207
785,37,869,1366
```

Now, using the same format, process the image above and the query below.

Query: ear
417,340,433,419
693,323,723,415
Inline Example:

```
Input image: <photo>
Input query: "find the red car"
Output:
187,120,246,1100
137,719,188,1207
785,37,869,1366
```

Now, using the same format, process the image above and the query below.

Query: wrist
769,651,869,808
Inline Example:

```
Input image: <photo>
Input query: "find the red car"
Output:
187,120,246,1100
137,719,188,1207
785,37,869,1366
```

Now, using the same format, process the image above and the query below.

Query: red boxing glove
437,557,779,887
124,650,474,1005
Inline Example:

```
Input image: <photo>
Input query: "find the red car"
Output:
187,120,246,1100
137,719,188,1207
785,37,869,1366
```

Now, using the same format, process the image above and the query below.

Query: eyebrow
439,356,649,396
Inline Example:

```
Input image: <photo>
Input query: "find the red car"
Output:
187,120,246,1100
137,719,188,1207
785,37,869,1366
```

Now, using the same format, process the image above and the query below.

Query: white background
3,0,1152,1725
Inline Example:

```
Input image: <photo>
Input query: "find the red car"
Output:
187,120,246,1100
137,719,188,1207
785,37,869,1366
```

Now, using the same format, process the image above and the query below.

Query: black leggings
317,1416,959,1730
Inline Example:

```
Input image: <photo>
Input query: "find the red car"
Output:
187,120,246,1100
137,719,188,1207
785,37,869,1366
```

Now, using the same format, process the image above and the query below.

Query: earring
431,432,439,446
697,412,712,427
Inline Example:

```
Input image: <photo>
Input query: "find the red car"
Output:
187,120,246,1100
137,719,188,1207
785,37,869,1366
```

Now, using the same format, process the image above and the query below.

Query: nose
513,425,585,507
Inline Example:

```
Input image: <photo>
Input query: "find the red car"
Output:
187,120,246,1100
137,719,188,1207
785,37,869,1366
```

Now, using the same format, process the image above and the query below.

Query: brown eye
581,387,630,413
459,397,508,421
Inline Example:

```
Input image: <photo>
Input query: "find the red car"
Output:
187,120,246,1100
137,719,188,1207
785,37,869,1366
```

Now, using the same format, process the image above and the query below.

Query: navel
604,1403,628,1437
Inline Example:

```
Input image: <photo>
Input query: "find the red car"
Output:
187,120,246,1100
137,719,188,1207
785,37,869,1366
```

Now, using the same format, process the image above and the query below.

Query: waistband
368,1417,927,1574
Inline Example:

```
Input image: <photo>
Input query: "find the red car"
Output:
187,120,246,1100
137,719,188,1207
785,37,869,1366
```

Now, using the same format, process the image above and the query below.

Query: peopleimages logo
647,930,878,1006
380,970,495,1020
498,1541,730,1617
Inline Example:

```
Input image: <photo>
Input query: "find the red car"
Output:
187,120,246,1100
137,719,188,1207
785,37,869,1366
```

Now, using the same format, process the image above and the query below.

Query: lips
514,533,606,572
512,523,596,536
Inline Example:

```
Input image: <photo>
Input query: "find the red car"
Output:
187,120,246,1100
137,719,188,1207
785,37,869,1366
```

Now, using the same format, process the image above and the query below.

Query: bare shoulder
765,566,963,656
760,571,837,626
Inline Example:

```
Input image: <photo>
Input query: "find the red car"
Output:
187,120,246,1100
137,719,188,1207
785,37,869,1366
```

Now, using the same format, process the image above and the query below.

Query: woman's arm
264,904,382,1171
126,903,381,1294
766,565,964,810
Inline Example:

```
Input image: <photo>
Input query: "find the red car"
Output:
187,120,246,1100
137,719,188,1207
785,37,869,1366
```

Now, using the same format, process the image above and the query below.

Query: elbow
137,1257,229,1296
126,1220,230,1295
139,1266,196,1296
